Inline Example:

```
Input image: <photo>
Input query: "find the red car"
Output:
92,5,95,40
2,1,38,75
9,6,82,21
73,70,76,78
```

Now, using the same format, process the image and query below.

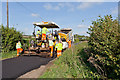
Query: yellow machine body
58,32,69,42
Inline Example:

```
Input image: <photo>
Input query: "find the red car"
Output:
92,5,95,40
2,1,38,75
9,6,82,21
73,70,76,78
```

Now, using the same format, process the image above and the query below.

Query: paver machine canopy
32,21,59,36
33,21,59,28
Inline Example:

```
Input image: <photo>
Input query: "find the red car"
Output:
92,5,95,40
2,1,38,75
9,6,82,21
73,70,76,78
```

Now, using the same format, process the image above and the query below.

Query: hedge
1,25,23,52
87,15,120,78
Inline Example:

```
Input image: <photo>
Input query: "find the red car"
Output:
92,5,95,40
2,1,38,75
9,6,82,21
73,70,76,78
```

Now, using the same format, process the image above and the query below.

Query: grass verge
39,42,101,78
0,51,17,60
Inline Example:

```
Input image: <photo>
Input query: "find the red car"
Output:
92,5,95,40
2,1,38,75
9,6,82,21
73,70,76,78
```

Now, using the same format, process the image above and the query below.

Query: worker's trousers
57,50,62,58
68,41,71,48
49,46,53,57
17,48,23,56
42,34,46,40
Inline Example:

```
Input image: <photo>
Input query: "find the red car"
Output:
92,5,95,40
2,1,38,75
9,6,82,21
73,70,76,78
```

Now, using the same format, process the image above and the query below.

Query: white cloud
77,24,89,28
43,3,52,10
65,3,75,11
111,7,118,15
31,13,39,17
43,3,75,11
58,3,65,8
77,2,102,10
77,2,93,10
43,3,60,10
43,2,103,11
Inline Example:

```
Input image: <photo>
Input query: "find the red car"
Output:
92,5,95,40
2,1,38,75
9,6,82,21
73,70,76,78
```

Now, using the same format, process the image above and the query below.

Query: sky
1,1,118,36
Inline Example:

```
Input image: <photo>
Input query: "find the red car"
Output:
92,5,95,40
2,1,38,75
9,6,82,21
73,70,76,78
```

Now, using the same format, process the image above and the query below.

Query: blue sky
2,2,118,36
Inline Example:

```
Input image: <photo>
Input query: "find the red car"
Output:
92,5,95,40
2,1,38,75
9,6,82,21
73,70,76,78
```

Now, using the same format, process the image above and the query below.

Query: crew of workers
36,27,65,58
16,27,71,58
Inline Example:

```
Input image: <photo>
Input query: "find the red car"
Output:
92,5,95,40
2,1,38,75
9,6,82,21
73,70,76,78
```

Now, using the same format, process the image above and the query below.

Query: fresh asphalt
2,56,54,79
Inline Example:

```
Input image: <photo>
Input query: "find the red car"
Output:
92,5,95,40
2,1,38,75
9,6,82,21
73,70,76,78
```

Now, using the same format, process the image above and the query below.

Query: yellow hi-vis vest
36,34,39,38
37,31,41,35
49,40,53,46
42,27,49,34
55,43,63,50
16,43,22,49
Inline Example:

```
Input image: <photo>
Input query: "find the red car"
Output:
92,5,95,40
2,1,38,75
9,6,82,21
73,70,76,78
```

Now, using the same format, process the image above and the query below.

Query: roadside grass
39,42,101,78
0,51,17,60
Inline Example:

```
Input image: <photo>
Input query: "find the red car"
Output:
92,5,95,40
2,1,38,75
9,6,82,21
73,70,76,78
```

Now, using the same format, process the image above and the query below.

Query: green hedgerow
1,25,23,52
87,15,120,78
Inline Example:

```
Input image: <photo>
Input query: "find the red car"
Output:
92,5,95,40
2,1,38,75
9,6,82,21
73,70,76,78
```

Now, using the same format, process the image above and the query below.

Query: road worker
53,40,56,55
42,27,49,41
68,40,71,48
49,38,54,57
54,30,58,40
48,33,52,40
53,40,56,47
36,29,41,40
54,36,57,40
16,41,23,57
37,29,41,35
55,40,63,58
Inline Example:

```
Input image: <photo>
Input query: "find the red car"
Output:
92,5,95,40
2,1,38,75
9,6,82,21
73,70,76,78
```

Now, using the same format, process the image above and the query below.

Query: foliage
87,15,120,78
23,38,30,50
74,38,80,43
1,25,23,52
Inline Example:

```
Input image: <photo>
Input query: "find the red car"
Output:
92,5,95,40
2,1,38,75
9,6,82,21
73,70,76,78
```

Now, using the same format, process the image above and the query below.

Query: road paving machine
23,21,60,57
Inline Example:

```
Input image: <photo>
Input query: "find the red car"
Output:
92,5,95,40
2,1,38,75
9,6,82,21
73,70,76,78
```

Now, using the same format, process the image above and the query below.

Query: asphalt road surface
2,56,54,80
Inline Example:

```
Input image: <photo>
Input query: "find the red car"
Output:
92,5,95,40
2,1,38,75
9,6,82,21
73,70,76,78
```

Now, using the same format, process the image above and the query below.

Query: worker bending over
16,41,23,57
49,38,54,57
55,40,63,58
42,27,49,41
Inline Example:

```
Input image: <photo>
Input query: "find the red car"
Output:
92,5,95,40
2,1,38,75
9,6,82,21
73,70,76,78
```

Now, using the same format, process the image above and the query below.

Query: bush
87,15,120,78
1,25,23,52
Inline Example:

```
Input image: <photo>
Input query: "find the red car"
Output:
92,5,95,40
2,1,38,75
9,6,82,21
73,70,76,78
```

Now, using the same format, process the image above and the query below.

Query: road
2,56,54,80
